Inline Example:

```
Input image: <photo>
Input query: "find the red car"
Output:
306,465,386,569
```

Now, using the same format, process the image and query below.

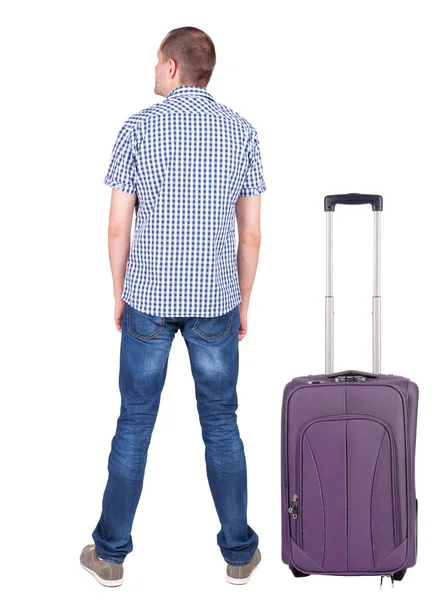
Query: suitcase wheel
392,569,406,582
289,565,310,578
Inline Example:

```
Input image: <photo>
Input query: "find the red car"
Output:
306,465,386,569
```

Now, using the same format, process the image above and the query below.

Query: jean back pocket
192,308,234,341
126,304,165,341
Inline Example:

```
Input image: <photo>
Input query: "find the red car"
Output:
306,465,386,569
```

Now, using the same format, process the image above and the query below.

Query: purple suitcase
281,194,419,587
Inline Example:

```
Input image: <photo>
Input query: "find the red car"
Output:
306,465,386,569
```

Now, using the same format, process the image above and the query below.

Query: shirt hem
121,294,241,318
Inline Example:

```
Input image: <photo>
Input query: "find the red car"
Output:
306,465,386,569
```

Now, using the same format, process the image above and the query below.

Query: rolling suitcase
281,194,419,587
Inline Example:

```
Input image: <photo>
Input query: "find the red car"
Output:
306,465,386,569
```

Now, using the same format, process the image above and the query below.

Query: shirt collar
166,85,214,101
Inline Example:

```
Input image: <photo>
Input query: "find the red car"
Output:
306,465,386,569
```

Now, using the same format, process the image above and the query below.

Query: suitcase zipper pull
288,494,298,518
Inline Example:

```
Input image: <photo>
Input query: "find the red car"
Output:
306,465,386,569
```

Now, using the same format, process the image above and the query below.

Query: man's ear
168,58,177,78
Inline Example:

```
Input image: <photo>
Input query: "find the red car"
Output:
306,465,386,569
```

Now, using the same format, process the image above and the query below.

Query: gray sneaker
225,547,261,584
80,544,124,587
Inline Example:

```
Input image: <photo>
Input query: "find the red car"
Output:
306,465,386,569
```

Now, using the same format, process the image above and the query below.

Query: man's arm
235,194,261,312
108,188,137,302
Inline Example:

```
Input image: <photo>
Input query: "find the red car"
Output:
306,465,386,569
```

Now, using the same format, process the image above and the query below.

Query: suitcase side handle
324,193,383,212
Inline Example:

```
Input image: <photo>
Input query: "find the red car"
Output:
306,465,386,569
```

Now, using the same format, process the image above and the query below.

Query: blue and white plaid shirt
103,85,267,317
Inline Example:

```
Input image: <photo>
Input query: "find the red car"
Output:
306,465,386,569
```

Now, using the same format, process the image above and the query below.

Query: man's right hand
238,306,247,341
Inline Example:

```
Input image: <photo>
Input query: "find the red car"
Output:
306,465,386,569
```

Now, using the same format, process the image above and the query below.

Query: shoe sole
80,561,124,587
225,559,261,585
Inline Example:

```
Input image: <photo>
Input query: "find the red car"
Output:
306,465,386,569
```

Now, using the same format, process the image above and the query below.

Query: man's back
104,85,266,318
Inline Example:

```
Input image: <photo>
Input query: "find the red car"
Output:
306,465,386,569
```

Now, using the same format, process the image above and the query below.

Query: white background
2,0,439,598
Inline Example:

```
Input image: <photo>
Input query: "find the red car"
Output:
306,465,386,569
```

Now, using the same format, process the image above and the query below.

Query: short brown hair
160,26,216,87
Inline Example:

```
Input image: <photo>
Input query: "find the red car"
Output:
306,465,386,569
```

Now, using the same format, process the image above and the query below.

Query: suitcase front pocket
294,414,399,572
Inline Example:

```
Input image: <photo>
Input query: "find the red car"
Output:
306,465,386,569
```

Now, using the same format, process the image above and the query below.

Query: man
80,26,266,587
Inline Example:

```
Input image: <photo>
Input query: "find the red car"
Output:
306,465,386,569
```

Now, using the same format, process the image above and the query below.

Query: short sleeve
103,121,137,194
239,128,267,197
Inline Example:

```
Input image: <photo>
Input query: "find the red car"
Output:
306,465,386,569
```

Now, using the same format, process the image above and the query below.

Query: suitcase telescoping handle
324,193,383,375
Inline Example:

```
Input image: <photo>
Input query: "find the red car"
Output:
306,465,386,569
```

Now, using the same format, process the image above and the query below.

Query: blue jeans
92,302,258,566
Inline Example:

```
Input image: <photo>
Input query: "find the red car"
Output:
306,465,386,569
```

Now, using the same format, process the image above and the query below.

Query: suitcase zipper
288,494,298,519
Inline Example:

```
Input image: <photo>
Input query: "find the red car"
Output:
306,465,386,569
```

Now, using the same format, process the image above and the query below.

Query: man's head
154,26,216,97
